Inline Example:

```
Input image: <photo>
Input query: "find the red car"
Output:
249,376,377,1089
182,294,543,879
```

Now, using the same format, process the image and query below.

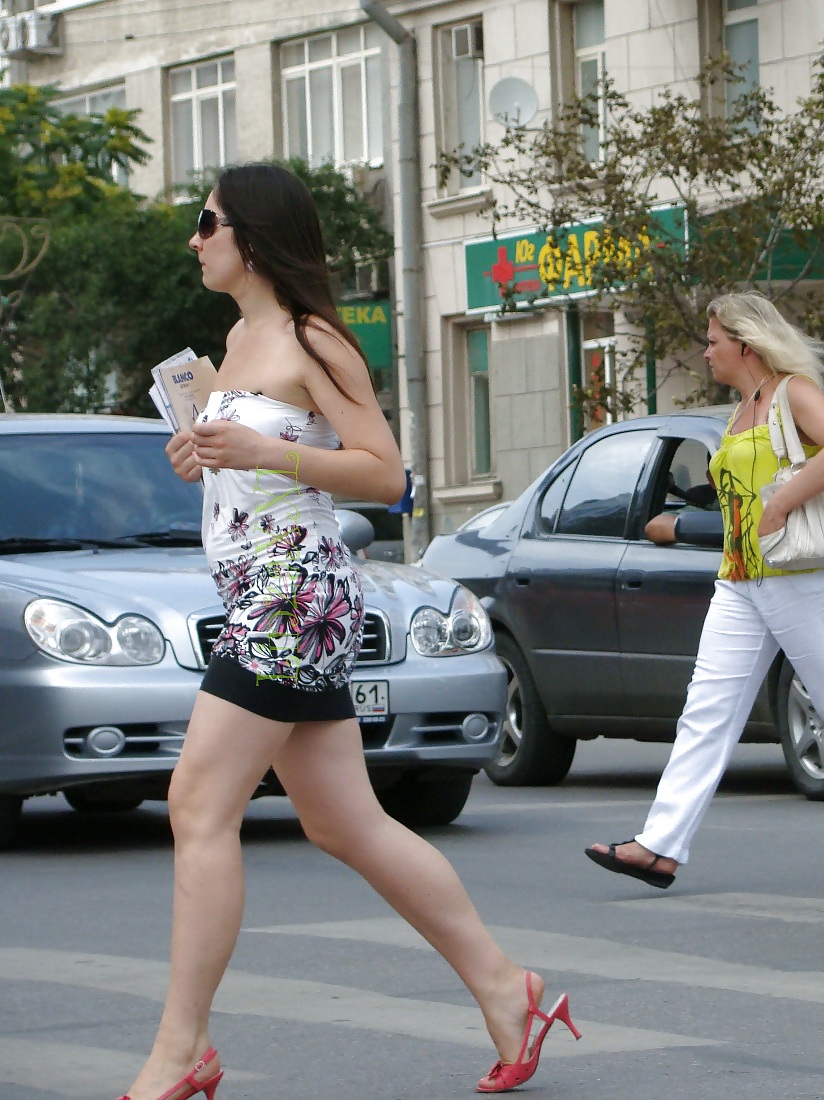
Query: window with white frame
466,327,492,477
169,57,237,186
437,18,484,191
56,86,129,186
725,0,759,116
574,0,605,163
281,25,384,168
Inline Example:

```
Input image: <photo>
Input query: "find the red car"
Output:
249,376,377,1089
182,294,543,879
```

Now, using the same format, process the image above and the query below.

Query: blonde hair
707,292,824,390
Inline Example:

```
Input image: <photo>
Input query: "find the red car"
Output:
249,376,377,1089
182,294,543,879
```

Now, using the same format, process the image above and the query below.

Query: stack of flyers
149,348,217,433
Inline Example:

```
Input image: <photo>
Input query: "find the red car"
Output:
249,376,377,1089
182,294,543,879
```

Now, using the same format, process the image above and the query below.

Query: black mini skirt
200,655,357,723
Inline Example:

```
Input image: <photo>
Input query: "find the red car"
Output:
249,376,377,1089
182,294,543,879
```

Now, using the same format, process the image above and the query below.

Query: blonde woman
587,292,824,888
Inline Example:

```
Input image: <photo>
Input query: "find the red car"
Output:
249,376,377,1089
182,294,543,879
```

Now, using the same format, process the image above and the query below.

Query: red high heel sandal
116,1047,223,1100
476,973,581,1094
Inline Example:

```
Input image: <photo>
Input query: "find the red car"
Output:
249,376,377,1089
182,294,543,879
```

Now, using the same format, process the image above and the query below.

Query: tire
64,792,144,813
376,770,474,827
485,633,575,787
776,659,824,801
0,795,23,850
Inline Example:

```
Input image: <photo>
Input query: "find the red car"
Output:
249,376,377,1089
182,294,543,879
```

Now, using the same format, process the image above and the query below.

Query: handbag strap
766,376,807,466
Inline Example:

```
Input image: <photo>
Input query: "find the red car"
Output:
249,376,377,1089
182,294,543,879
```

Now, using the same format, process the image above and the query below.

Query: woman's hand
758,493,790,537
166,431,203,483
192,419,272,471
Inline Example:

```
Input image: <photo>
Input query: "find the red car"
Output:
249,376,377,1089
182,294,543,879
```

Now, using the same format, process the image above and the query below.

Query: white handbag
758,376,824,571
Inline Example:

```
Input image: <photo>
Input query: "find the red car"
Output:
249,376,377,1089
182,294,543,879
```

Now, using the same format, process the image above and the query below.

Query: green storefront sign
465,206,687,312
336,298,392,371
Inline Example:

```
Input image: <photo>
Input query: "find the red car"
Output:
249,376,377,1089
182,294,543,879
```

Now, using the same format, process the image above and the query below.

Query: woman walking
117,163,579,1100
587,292,824,889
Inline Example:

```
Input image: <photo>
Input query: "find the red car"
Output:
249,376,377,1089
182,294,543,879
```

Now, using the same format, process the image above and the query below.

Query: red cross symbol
490,246,515,286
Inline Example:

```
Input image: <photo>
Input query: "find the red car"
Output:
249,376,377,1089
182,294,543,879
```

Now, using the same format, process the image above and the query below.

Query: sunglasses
197,208,233,239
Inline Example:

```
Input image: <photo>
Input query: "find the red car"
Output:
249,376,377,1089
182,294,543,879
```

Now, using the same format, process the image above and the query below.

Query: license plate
351,680,389,719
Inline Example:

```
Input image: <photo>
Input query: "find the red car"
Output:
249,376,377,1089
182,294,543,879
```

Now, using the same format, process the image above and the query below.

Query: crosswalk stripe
462,793,792,814
0,1038,263,1099
244,918,824,1004
0,947,717,1059
613,892,824,924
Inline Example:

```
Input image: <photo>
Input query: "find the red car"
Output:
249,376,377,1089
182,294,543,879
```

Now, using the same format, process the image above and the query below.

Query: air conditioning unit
17,11,62,56
0,13,23,58
452,22,483,60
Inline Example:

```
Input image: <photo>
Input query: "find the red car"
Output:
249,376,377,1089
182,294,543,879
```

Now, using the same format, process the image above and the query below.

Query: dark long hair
214,162,368,397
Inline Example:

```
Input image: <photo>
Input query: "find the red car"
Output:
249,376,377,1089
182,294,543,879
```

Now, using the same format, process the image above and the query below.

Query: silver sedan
0,414,505,847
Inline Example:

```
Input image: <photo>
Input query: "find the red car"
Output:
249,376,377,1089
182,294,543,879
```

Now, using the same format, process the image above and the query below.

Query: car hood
0,549,461,669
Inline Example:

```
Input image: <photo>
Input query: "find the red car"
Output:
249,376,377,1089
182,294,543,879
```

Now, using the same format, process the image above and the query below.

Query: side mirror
675,510,724,548
336,508,375,553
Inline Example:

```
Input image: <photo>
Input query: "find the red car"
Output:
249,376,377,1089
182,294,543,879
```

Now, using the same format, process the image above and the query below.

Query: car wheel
64,792,145,813
776,659,824,801
0,796,23,850
485,633,575,787
375,770,474,827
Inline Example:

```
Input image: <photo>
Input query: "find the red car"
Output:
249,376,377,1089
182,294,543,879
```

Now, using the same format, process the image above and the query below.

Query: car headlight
410,586,492,657
24,599,165,666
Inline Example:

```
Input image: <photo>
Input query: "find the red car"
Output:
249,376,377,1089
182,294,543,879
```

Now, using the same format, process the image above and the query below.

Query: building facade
2,0,822,549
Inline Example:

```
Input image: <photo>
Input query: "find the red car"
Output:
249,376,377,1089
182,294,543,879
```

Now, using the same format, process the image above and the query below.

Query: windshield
0,432,203,546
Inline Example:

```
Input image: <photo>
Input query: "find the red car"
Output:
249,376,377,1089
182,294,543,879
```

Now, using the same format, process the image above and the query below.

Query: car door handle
513,569,532,586
621,571,644,590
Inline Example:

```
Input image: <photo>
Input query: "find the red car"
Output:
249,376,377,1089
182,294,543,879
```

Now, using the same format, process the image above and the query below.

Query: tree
439,56,824,416
0,138,393,412
0,82,150,219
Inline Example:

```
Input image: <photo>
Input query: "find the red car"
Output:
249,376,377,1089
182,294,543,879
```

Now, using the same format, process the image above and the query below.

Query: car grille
193,610,390,668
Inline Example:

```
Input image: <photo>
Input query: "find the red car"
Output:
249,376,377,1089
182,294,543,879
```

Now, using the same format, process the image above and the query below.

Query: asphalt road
0,738,821,1100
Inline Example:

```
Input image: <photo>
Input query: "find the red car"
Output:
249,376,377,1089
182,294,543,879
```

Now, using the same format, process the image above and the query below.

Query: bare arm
191,325,406,505
759,376,824,536
644,514,677,544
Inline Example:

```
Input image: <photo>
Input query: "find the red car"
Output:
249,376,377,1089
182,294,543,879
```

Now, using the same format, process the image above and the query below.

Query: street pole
359,0,430,560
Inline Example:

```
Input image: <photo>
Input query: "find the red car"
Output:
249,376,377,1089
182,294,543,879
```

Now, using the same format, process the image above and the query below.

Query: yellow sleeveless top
709,414,821,581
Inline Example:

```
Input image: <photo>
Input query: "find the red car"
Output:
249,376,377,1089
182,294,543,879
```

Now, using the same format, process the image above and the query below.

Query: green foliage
0,197,236,413
284,158,393,273
0,138,393,412
439,55,824,416
0,83,150,219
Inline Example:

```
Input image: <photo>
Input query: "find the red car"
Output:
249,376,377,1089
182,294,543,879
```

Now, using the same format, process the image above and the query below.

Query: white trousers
636,572,824,864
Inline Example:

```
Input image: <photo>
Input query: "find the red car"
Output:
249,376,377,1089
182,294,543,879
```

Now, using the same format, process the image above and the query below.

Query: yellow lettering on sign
563,233,585,289
514,238,535,263
341,306,355,324
356,306,371,324
538,239,563,291
371,305,387,324
583,230,600,282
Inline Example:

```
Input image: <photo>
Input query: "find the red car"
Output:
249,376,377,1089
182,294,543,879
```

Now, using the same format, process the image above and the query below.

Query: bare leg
123,692,295,1100
273,718,536,1064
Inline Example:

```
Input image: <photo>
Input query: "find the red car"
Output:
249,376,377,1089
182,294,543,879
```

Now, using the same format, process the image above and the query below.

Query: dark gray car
421,407,824,800
0,415,506,848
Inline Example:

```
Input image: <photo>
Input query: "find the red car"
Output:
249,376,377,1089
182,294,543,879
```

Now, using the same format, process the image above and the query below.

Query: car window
365,509,404,542
537,461,577,534
0,432,203,541
668,438,714,502
554,429,656,537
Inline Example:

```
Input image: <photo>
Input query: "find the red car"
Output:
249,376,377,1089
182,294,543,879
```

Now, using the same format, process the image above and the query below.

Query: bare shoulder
785,374,824,413
302,316,374,404
225,319,244,350
784,373,824,446
304,317,366,371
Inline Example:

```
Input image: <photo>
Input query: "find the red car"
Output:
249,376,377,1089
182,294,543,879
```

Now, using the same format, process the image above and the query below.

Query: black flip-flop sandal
584,840,676,890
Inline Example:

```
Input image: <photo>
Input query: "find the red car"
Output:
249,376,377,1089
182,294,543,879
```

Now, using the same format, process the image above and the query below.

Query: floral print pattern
200,390,363,692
